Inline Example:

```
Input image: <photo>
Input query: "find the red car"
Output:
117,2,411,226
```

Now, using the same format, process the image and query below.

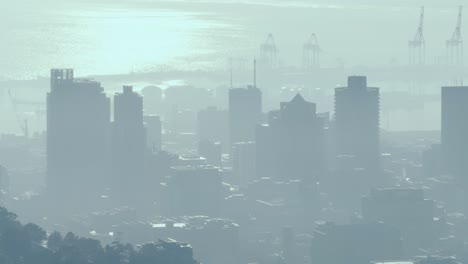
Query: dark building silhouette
335,76,380,172
47,69,110,206
362,188,435,255
256,94,325,184
310,222,403,264
232,141,256,186
255,123,275,180
112,86,145,205
144,115,162,152
229,86,262,150
197,106,228,151
164,166,224,216
198,140,222,167
141,86,162,115
441,86,468,183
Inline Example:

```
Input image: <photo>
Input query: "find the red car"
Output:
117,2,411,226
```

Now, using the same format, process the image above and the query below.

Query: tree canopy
0,207,198,264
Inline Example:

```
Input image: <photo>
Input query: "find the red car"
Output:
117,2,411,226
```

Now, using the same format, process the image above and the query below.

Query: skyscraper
197,106,228,151
256,94,325,184
441,86,468,182
112,86,145,205
334,76,380,172
47,69,110,206
228,86,262,150
144,115,162,152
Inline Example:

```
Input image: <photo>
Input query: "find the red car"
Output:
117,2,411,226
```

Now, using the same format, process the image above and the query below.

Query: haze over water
1,0,464,80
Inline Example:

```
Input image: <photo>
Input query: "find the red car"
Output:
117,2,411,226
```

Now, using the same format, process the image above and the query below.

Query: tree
23,223,47,244
47,231,63,251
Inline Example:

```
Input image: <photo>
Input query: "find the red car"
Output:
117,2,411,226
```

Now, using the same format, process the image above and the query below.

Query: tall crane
302,33,321,70
7,89,29,137
409,6,425,65
446,6,463,65
259,33,278,68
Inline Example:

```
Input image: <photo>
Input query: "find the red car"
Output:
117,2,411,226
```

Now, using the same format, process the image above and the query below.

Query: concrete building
47,69,111,207
197,106,228,151
144,115,162,152
256,94,325,184
441,86,468,183
362,188,435,255
141,85,162,115
163,166,224,216
198,140,222,167
229,86,262,150
232,141,256,187
310,222,403,264
112,86,145,206
334,76,380,173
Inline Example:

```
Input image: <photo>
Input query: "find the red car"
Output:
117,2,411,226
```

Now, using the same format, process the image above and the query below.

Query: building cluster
1,68,468,264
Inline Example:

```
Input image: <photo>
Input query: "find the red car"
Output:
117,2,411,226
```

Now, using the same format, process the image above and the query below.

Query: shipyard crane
447,6,463,65
260,33,278,68
409,6,425,65
7,89,28,137
303,33,321,69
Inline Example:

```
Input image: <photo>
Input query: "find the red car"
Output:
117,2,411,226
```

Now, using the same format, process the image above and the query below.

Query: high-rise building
197,106,228,151
112,86,145,205
144,115,162,152
47,69,111,206
141,86,162,115
334,76,380,172
229,86,262,149
256,94,325,184
232,141,256,187
441,86,468,182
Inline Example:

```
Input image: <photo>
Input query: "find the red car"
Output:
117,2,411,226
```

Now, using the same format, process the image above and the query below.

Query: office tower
144,115,162,152
441,86,468,183
362,188,435,254
232,141,256,186
141,86,162,115
282,226,297,264
112,86,145,205
229,86,262,149
334,76,380,172
255,123,275,179
197,106,228,150
256,94,324,183
47,69,110,205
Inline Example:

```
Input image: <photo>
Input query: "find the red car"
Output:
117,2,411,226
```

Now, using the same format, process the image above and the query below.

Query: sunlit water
0,0,461,80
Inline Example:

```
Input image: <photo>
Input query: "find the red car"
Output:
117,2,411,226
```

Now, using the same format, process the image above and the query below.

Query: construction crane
409,6,425,65
259,33,277,68
7,89,29,137
446,6,463,65
302,33,321,70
